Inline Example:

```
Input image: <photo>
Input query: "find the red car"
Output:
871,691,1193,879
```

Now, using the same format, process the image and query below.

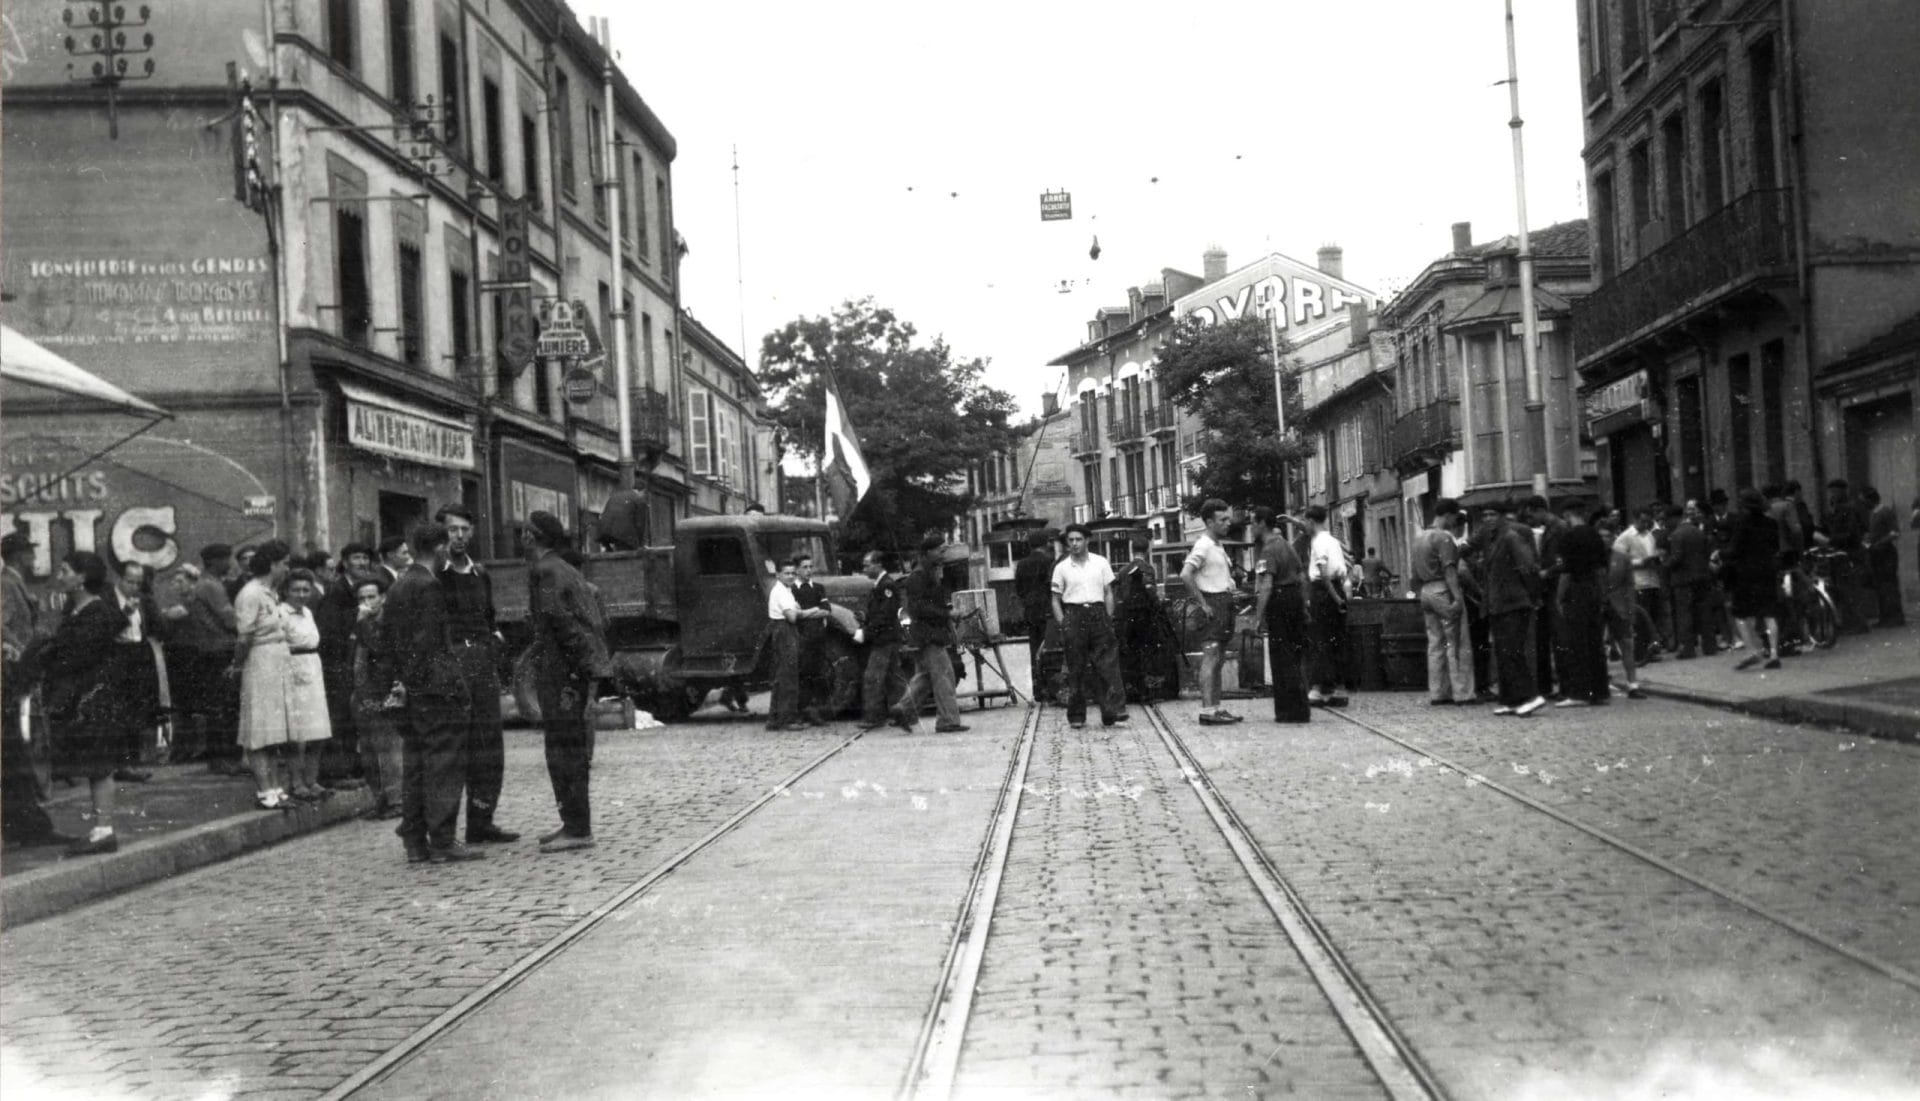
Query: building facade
2,0,771,582
1572,0,1919,531
1296,302,1403,574
1381,219,1596,563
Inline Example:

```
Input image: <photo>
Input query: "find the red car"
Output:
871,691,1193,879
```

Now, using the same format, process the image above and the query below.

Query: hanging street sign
564,365,598,405
1040,190,1072,221
497,200,536,370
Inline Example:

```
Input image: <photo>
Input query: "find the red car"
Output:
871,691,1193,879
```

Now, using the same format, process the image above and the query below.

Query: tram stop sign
564,365,598,405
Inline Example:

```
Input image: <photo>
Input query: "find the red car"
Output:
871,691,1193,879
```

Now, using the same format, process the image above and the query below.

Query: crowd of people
1,506,612,863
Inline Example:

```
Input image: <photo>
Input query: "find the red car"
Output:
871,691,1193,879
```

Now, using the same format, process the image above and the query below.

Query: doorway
378,491,428,548
1847,392,1916,607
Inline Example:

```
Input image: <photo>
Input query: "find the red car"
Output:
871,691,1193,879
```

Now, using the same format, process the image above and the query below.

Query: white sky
573,0,1588,416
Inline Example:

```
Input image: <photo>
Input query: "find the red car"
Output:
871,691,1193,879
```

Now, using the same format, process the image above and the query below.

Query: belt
289,648,319,656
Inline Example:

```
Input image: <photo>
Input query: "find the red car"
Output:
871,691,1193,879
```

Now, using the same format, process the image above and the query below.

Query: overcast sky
572,0,1588,416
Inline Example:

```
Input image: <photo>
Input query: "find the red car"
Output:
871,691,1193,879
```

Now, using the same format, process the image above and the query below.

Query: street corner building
2,0,780,593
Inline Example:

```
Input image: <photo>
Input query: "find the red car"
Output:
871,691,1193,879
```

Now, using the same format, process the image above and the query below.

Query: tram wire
322,727,877,1100
1318,704,1920,995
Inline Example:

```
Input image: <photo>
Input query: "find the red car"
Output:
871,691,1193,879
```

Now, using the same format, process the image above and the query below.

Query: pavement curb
1628,681,1919,746
2,787,374,929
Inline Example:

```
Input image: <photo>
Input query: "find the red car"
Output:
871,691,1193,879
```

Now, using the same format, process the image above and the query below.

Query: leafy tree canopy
760,298,1020,556
1153,313,1310,513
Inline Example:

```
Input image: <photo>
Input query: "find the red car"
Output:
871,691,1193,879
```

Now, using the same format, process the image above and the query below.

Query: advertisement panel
1176,254,1377,343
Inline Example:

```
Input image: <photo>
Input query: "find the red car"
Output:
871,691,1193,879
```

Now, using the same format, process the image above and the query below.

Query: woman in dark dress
37,552,142,855
1724,487,1783,670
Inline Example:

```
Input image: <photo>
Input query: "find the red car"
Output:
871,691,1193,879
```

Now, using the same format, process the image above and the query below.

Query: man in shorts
1180,499,1241,725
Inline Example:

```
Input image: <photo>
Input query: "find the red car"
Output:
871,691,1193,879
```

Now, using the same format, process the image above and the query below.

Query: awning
1,324,171,419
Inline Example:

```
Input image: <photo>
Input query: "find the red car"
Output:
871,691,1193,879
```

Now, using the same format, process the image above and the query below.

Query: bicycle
1789,548,1845,650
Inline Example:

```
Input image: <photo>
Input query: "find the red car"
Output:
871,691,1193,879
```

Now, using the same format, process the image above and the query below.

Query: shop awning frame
2,324,175,506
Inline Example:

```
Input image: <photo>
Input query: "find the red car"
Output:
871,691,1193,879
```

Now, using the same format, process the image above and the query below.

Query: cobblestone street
4,683,1920,1099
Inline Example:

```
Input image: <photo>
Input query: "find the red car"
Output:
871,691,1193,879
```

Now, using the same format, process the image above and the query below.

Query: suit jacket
378,562,461,699
1668,520,1713,584
527,551,611,681
176,575,239,653
1483,524,1541,616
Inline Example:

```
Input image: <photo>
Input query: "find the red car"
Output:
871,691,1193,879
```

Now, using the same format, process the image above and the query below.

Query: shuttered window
688,388,711,474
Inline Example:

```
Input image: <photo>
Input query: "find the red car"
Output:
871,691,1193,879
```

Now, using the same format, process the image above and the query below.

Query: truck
486,513,876,722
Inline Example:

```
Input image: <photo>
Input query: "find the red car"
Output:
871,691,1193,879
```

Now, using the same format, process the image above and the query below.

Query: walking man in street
893,534,967,733
1412,499,1472,706
1302,505,1351,707
1180,499,1241,725
1052,523,1127,730
436,505,518,845
380,521,482,863
1250,508,1310,723
764,558,810,732
856,549,905,730
1479,507,1546,716
522,511,611,853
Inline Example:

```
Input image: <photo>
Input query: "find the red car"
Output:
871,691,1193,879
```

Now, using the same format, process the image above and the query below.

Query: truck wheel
821,634,862,717
510,649,543,725
644,684,708,722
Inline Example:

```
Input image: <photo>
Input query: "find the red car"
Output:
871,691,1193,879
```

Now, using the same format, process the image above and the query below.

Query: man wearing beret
521,512,612,851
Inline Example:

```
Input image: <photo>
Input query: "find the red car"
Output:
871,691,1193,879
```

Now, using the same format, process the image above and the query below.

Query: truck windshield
760,532,831,575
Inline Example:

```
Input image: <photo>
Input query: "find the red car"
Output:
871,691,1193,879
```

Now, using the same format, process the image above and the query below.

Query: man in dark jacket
890,534,966,733
1525,495,1568,698
1478,508,1545,716
1666,503,1717,658
1013,532,1058,687
855,549,905,729
379,521,483,864
176,543,244,773
436,505,517,845
522,511,611,853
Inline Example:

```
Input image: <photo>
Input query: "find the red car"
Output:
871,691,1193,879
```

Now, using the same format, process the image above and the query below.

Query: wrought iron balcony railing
1109,412,1145,445
633,386,672,453
1391,399,1459,470
1071,429,1101,457
1144,403,1179,435
1574,188,1792,364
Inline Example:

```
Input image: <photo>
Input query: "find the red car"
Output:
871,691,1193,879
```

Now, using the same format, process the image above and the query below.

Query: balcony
1109,412,1145,447
1145,486,1181,512
1574,188,1793,366
1070,429,1101,458
1110,492,1138,516
1391,398,1459,471
1072,503,1095,523
1144,402,1179,437
632,386,672,453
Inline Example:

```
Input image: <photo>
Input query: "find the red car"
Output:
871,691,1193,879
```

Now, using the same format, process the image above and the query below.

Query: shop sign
564,366,598,405
243,495,276,518
1040,190,1072,221
1178,255,1374,336
1584,370,1649,435
496,200,535,371
536,299,590,359
346,394,475,471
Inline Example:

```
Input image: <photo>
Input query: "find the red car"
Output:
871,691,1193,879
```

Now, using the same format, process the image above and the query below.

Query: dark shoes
933,722,971,733
427,843,486,863
542,834,596,853
403,840,432,864
887,711,915,731
467,825,521,844
65,832,119,857
1763,658,1782,670
1102,714,1130,727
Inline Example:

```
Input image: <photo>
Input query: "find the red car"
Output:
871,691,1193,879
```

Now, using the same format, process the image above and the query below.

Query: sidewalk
1624,619,1920,744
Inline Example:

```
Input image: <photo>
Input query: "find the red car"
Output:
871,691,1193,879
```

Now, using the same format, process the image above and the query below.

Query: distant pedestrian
280,569,334,801
764,558,809,732
1250,508,1310,723
1051,523,1127,730
1411,499,1472,706
1013,531,1058,693
1593,515,1649,696
1862,487,1906,627
856,550,906,729
1180,499,1241,724
894,535,968,733
232,541,296,810
1723,488,1784,669
349,575,403,820
1553,510,1611,707
1665,502,1718,658
1613,506,1668,657
381,521,484,864
1525,496,1567,698
522,511,612,853
1477,508,1546,716
1302,505,1351,707
37,552,143,855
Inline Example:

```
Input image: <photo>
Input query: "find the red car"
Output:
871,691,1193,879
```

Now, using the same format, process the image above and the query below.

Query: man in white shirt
1303,505,1351,706
1612,506,1666,656
1051,523,1128,730
764,559,820,731
1180,499,1242,725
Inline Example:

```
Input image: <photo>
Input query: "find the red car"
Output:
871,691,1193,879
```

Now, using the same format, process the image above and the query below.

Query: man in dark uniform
379,521,483,863
856,549,905,730
435,505,518,844
1250,508,1310,723
522,511,611,853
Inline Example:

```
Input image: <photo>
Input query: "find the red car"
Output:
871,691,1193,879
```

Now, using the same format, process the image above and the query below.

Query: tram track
322,727,878,1100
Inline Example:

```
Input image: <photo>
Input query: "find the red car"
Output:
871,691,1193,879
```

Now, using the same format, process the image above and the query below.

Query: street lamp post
1505,0,1550,501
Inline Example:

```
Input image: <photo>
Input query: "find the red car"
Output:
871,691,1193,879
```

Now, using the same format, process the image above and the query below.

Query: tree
1153,312,1310,512
759,298,1019,558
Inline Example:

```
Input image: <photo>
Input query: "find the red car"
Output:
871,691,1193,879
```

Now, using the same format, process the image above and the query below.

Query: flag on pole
821,364,872,524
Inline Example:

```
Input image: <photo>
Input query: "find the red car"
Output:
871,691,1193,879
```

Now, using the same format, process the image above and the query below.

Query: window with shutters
587,104,607,223
715,403,737,484
689,388,712,474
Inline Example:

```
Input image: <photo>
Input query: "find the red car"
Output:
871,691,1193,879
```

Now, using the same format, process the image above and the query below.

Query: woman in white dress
230,541,293,809
280,568,334,800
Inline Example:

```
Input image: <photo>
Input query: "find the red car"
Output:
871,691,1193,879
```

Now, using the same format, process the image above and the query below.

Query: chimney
1316,244,1344,281
1202,246,1228,282
1451,221,1473,254
1127,285,1144,322
1348,300,1371,346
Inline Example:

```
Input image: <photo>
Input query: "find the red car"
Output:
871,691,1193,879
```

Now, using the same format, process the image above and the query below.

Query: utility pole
1268,305,1289,512
593,17,634,493
1505,0,1550,500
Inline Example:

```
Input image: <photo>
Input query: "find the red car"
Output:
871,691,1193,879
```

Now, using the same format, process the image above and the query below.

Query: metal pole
1781,0,1822,492
1505,0,1550,500
596,17,635,493
1269,305,1289,512
263,0,296,541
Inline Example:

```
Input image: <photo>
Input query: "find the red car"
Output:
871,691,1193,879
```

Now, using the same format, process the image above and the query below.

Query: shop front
497,437,578,549
327,381,477,552
1586,369,1667,512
